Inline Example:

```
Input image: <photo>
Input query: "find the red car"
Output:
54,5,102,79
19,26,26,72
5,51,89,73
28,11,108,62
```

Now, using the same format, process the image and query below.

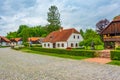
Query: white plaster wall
67,33,83,42
67,33,83,48
56,42,67,49
42,42,53,48
1,42,9,46
17,41,23,45
67,42,79,48
10,42,17,46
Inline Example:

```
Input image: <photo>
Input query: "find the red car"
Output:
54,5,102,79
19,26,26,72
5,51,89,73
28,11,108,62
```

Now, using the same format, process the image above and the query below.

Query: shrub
30,47,95,57
23,42,29,47
12,45,25,50
111,50,120,60
31,44,42,47
116,47,120,50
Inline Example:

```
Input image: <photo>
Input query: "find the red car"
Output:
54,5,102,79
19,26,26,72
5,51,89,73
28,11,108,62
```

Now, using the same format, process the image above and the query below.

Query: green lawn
21,48,88,60
108,60,120,66
72,45,104,51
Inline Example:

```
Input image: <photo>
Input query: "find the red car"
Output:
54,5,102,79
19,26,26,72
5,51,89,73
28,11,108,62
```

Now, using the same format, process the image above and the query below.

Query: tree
21,28,29,43
96,19,109,33
79,29,103,49
6,32,17,39
80,29,84,38
47,5,61,32
17,25,29,37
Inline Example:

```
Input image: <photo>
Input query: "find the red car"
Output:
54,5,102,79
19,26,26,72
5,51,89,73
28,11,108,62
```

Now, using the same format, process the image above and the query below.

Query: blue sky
0,0,120,36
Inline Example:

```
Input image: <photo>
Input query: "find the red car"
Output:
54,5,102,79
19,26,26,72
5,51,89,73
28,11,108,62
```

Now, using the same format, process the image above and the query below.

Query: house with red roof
10,38,22,46
28,37,44,44
10,37,44,46
42,28,83,48
0,36,11,46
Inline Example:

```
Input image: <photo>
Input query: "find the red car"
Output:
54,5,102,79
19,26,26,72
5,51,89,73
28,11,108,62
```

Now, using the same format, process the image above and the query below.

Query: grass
0,46,9,48
107,60,120,66
20,48,88,60
72,45,104,51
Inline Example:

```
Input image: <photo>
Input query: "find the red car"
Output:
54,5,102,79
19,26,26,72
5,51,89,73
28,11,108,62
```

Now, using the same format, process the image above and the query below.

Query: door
53,43,56,48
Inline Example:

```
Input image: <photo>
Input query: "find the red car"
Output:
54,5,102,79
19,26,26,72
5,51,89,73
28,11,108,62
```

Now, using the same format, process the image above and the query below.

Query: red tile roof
0,36,11,42
43,28,80,43
10,38,22,42
28,37,40,42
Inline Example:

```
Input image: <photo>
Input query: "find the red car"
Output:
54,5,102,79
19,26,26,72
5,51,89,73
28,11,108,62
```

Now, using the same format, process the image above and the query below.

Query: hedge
116,47,120,50
30,47,95,57
111,50,120,60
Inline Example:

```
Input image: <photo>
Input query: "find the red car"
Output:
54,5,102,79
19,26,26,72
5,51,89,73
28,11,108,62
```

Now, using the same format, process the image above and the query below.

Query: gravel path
0,48,120,80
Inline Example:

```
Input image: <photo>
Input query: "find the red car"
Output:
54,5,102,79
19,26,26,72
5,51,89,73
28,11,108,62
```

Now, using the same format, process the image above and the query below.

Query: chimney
59,27,63,32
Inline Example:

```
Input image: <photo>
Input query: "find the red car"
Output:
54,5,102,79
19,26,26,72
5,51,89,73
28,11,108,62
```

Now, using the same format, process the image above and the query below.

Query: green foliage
17,25,29,37
22,28,29,43
6,25,48,39
80,29,84,38
30,47,95,57
6,32,17,39
23,42,29,47
47,5,61,33
21,48,88,60
6,5,62,38
31,44,42,47
116,47,120,50
79,29,103,49
108,60,120,66
111,50,120,60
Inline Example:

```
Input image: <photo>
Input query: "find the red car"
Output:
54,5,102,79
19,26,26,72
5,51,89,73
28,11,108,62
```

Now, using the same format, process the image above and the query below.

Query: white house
0,36,11,46
42,28,83,49
10,38,23,46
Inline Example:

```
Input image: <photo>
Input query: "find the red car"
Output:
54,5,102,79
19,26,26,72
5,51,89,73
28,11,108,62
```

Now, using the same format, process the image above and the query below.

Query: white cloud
0,0,120,36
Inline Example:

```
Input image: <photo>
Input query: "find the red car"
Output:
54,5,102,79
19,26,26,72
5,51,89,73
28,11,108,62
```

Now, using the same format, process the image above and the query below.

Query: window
44,44,46,47
73,35,75,39
71,43,73,47
62,43,64,47
78,36,79,39
57,43,60,47
76,43,78,47
48,44,50,47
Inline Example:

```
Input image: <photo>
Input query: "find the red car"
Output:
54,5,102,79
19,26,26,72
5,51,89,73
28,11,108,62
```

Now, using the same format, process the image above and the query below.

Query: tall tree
96,19,109,33
80,29,84,38
22,28,29,43
47,5,61,32
17,25,29,37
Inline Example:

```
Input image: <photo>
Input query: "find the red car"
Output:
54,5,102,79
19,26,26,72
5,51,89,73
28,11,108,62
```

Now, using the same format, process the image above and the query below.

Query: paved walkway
84,58,111,64
0,48,120,80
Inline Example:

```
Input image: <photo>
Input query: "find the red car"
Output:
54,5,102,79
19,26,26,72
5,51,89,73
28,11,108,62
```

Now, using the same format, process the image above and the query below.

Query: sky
0,0,120,36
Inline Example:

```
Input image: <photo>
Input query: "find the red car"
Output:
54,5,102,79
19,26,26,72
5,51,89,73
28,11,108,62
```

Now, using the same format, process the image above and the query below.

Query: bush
31,44,42,47
111,50,120,60
116,47,120,50
23,42,29,47
30,47,95,57
12,45,25,50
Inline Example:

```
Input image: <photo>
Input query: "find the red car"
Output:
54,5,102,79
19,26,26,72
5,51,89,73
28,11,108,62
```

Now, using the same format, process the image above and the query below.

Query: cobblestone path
0,48,120,80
